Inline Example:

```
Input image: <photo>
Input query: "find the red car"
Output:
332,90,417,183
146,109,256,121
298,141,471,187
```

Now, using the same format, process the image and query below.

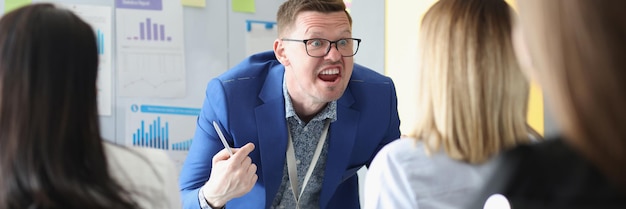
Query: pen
212,121,233,156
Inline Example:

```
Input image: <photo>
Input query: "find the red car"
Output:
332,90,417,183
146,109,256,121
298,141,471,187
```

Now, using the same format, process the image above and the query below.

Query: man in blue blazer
179,0,400,208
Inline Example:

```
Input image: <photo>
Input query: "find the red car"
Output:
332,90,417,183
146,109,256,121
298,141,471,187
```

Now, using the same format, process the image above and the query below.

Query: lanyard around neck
286,119,330,209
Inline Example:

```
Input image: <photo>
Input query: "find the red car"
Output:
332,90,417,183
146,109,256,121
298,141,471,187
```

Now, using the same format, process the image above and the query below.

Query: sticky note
232,0,255,13
182,0,206,8
5,0,31,13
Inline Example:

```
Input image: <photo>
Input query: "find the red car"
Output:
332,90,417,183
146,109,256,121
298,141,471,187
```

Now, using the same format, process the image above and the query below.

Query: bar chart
172,139,193,151
116,4,186,98
126,104,199,155
128,18,172,42
97,29,105,55
131,116,169,150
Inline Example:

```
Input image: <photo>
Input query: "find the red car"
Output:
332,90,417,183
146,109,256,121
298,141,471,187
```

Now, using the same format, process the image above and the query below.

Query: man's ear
274,39,290,66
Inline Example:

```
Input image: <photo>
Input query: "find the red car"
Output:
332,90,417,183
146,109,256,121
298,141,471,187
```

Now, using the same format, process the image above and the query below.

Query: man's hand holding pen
201,143,258,208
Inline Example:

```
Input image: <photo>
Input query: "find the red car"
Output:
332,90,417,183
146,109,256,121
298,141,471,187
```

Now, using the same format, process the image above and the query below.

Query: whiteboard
0,0,385,143
0,1,387,207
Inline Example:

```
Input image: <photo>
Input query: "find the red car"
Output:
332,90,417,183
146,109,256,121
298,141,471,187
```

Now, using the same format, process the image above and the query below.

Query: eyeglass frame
281,38,362,58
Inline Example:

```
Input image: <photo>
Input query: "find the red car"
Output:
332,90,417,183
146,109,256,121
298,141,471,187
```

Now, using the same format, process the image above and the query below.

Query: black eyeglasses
281,38,361,57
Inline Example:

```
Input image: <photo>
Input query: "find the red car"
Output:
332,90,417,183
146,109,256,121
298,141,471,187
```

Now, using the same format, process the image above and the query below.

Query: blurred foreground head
515,0,626,188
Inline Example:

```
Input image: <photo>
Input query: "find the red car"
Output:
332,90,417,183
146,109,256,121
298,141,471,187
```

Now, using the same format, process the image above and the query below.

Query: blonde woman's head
413,0,534,163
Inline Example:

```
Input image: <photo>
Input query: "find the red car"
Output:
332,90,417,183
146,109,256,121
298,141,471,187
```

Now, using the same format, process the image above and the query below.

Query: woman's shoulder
502,137,589,173
104,142,172,167
371,137,435,171
103,142,181,209
379,137,428,158
475,137,626,209
104,142,177,179
104,142,175,182
494,138,605,185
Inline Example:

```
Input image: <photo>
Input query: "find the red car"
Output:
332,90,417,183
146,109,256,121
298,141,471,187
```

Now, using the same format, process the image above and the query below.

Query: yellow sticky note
232,0,255,13
182,0,205,8
5,0,31,13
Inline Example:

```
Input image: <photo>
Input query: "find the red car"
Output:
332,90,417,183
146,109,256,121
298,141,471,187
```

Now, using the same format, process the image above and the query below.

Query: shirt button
303,126,308,131
279,205,285,209
296,160,301,164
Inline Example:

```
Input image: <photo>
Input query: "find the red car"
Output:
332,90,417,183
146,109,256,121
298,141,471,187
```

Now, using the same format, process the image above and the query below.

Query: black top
472,137,626,209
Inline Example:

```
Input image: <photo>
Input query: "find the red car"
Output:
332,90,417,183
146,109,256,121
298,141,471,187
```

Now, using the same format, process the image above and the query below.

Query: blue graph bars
132,117,169,150
96,29,104,55
135,18,171,41
172,139,193,151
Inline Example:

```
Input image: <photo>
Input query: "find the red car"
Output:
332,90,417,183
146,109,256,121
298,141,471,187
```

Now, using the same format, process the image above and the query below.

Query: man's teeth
320,68,339,75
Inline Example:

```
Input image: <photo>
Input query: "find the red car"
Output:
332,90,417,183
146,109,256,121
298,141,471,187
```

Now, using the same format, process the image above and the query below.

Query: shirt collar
283,77,337,123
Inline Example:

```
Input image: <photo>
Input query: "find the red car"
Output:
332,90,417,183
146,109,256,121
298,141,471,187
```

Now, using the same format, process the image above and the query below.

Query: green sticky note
5,0,31,13
232,0,255,13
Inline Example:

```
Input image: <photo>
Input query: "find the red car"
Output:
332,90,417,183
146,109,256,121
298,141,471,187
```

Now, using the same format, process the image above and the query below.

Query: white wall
385,0,437,135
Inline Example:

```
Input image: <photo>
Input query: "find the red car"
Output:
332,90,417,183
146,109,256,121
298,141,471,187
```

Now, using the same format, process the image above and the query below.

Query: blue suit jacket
179,51,401,209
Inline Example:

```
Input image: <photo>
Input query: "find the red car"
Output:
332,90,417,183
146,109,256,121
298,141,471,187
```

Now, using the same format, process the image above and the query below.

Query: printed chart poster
246,20,277,56
126,104,199,172
116,0,186,98
65,4,113,116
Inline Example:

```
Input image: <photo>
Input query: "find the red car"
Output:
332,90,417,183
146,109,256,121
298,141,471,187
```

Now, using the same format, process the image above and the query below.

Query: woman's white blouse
364,138,501,209
105,143,181,209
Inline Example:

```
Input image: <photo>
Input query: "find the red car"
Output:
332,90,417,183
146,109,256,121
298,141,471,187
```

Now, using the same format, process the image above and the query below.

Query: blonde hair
412,0,535,163
517,0,626,188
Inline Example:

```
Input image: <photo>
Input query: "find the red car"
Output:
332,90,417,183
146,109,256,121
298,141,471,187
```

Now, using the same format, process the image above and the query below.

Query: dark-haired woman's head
0,4,137,209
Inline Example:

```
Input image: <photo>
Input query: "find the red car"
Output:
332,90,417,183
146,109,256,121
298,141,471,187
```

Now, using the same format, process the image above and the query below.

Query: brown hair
413,0,536,163
276,0,352,36
517,0,626,188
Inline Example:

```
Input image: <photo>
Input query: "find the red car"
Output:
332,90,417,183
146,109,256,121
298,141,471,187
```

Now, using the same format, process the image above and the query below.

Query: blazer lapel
320,87,359,209
254,66,288,208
